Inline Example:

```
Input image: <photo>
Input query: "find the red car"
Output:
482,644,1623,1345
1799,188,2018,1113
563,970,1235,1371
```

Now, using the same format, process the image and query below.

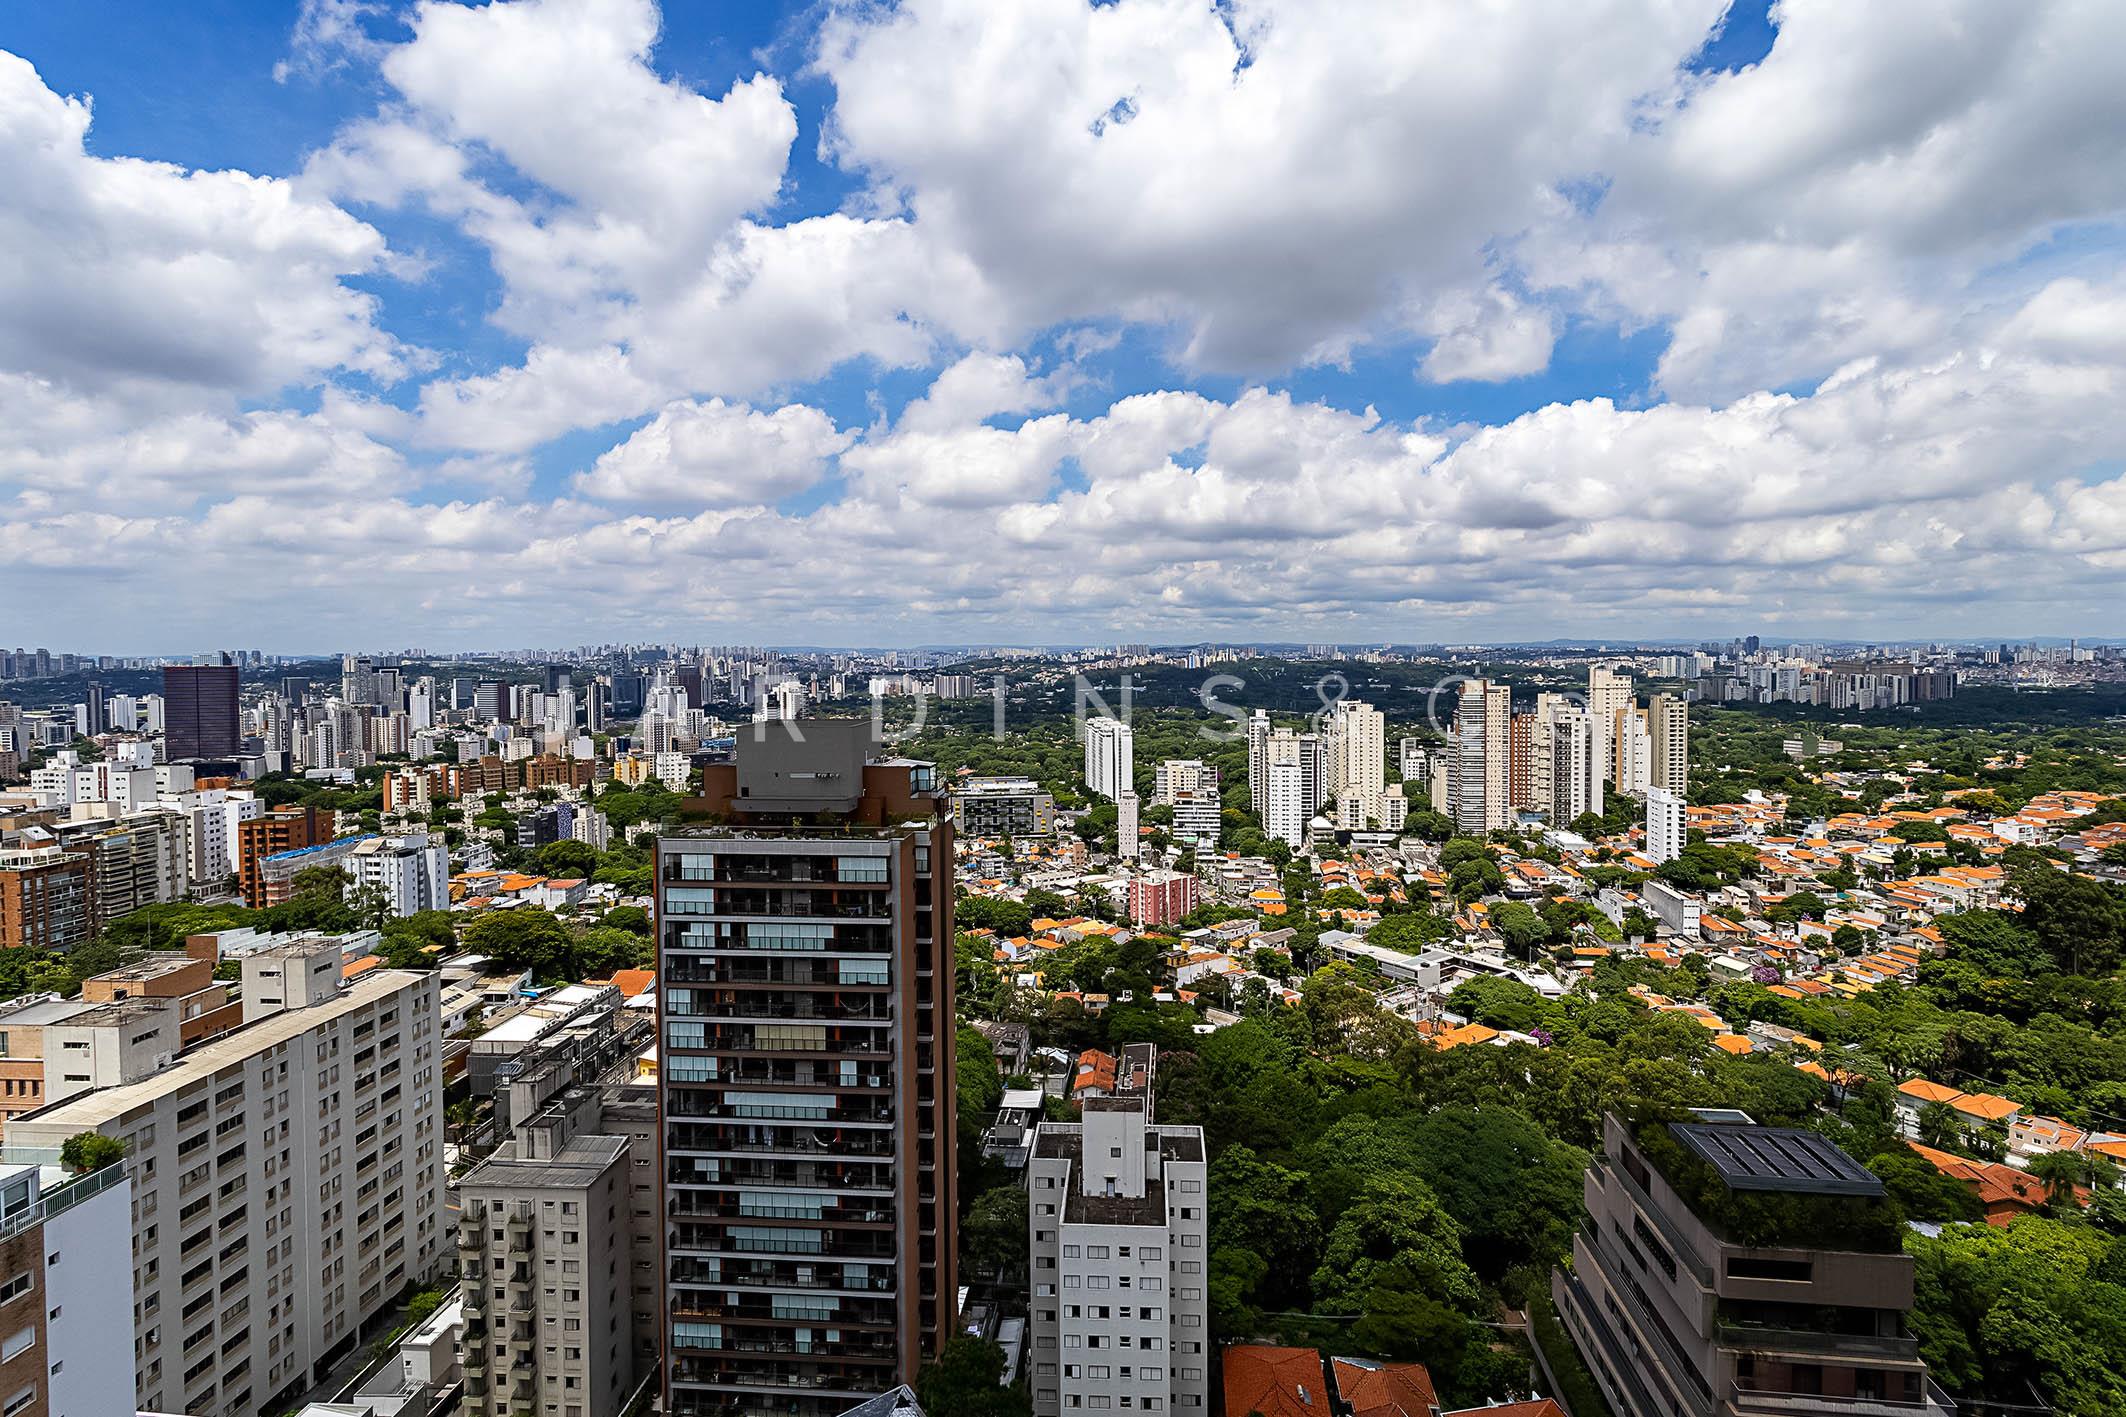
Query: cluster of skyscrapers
1442,667,1688,849
1242,700,1408,850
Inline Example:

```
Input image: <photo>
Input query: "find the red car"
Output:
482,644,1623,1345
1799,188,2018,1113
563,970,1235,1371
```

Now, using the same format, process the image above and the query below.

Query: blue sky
3,0,2124,651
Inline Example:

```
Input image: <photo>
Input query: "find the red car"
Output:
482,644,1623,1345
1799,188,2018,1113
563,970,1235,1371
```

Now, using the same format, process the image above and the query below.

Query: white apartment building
1263,760,1307,850
4,959,447,1417
157,788,261,890
652,752,691,792
1323,700,1386,821
1612,709,1653,796
1116,789,1141,862
569,804,612,853
1645,787,1687,865
1028,1096,1209,1417
1168,790,1221,850
345,834,451,917
1245,711,1272,813
0,1156,137,1417
1083,718,1134,802
756,678,805,722
1542,703,1603,825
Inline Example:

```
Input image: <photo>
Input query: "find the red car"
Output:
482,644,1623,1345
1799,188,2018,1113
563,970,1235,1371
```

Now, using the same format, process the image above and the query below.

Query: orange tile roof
1072,1049,1117,1094
1225,1347,1330,1417
601,968,656,998
1950,1092,2020,1122
1443,1403,1568,1417
1713,1034,1754,1055
1906,1141,2065,1224
1433,1023,1500,1051
1332,1358,1439,1417
341,955,382,980
1898,1078,1965,1106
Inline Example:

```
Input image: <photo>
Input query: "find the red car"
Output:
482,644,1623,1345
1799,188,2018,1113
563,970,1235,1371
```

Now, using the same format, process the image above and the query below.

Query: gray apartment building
1555,1110,1952,1417
457,1087,645,1417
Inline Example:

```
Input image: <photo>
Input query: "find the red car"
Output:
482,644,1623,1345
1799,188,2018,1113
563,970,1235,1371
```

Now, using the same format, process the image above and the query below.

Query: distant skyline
5,1,2126,644
5,632,2118,663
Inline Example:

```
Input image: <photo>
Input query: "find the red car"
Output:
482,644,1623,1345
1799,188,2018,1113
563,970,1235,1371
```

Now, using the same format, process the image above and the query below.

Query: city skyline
5,1,2126,644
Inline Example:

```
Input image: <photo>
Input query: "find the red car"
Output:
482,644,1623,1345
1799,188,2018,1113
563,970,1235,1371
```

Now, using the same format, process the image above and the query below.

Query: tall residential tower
653,721,956,1417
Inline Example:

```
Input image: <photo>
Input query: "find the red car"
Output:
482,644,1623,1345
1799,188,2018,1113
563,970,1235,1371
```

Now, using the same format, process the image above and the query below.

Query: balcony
667,1098,894,1126
1729,1380,1956,1417
668,1225,897,1261
687,1029,891,1057
669,1299,898,1330
675,997,892,1025
668,1161,892,1192
666,1126,899,1159
1718,1324,1920,1362
668,1196,894,1226
668,1263,895,1294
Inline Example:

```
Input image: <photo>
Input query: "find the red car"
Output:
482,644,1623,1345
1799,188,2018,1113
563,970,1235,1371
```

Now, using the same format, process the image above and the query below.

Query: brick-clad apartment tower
654,719,956,1416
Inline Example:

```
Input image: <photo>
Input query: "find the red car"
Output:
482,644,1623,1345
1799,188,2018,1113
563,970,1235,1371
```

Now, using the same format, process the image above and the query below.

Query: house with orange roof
1331,1356,1439,1417
1445,1402,1567,1417
598,967,656,999
1949,1091,2021,1126
1071,1048,1117,1097
1431,1022,1500,1051
2009,1114,2087,1158
1223,1346,1330,1417
1906,1141,2072,1225
1712,1034,1753,1055
1894,1077,1967,1130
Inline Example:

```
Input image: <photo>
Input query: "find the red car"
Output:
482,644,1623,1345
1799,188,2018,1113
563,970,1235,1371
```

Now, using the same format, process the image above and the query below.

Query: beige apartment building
4,946,447,1417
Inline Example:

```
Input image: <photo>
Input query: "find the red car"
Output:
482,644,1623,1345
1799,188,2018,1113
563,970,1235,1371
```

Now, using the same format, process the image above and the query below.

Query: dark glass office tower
654,720,956,1417
162,663,240,760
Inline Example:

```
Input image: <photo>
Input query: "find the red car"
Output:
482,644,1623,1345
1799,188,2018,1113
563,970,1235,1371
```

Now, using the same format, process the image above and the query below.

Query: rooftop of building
1331,1356,1440,1417
249,935,345,960
7,969,429,1132
459,1131,629,1191
0,997,92,1026
59,997,171,1029
1031,1116,1206,1226
261,833,378,864
90,956,202,984
1670,1116,1886,1197
1224,1345,1331,1417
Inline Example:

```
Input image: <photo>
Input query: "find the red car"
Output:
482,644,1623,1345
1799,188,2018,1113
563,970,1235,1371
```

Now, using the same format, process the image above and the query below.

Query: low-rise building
953,777,1058,839
1555,1110,1950,1417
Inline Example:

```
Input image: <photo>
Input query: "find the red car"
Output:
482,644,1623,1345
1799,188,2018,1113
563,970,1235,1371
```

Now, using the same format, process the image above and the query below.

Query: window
0,1329,31,1362
2,1386,33,1417
1727,1256,1812,1283
0,1275,28,1306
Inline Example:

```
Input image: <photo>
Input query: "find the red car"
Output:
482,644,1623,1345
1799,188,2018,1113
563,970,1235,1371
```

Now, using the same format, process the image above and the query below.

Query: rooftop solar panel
1670,1121,1886,1197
